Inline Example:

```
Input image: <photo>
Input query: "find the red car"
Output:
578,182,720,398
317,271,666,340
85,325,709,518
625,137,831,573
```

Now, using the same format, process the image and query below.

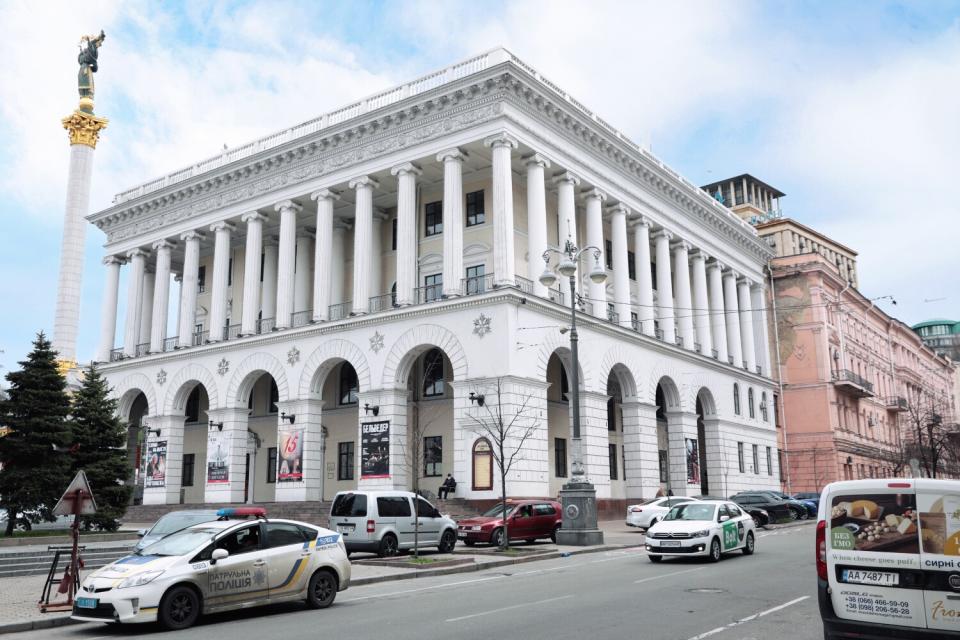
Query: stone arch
695,386,718,418
645,363,686,409
226,353,290,409
653,375,682,412
598,349,642,400
381,324,467,387
534,330,592,390
113,372,157,420
163,363,219,415
299,339,371,399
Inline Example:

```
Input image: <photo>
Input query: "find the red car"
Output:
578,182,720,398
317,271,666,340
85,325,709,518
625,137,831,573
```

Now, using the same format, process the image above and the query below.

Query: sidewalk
0,519,812,634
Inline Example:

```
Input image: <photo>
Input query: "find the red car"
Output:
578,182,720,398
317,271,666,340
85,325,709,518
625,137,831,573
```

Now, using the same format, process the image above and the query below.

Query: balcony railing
192,330,208,346
226,324,242,340
755,365,762,375
655,328,664,341
886,396,909,412
135,342,150,358
630,316,641,332
415,283,444,305
606,309,619,325
368,294,396,314
163,337,178,352
257,317,275,334
109,348,124,362
547,288,564,305
832,369,875,398
711,348,719,360
694,342,702,354
291,310,313,328
462,273,496,296
675,335,684,348
328,301,352,321
514,275,534,294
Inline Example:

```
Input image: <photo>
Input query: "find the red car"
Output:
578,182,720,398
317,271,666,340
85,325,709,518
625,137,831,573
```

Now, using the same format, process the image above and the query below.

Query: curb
0,616,79,635
764,519,816,531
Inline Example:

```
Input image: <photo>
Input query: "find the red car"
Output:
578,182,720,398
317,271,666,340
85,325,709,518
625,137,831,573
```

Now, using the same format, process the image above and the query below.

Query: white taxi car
645,500,756,563
71,508,350,630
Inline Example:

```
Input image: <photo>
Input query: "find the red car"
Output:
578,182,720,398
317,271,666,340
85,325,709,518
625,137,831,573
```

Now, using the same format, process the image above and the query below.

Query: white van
330,491,458,557
818,478,960,639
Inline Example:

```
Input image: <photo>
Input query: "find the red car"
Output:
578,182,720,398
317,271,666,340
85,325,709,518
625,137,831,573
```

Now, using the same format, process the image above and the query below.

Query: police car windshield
150,513,217,535
664,504,716,521
140,527,219,556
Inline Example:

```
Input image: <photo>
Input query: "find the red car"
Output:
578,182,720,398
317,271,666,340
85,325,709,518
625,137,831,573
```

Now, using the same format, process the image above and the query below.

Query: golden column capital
62,109,108,148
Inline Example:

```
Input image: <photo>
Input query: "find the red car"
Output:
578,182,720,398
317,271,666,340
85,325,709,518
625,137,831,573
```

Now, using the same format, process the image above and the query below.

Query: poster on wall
207,430,229,484
145,441,167,488
361,421,390,478
277,426,304,482
685,438,700,485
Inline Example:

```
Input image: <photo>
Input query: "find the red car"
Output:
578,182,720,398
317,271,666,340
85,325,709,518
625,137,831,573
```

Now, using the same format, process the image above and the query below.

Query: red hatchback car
457,500,562,546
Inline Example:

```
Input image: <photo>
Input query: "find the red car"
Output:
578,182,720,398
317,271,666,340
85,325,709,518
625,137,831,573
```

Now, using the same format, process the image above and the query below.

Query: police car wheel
649,554,662,563
708,538,722,562
438,530,457,553
306,569,338,609
159,585,200,630
742,531,755,555
378,533,399,557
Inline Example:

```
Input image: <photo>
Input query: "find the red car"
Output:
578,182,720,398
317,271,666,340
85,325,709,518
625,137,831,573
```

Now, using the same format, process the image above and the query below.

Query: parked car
645,500,756,562
694,495,770,528
762,490,817,518
625,497,694,529
729,492,797,522
330,491,457,557
792,491,821,509
818,478,960,639
1,508,73,532
72,515,349,630
458,500,562,546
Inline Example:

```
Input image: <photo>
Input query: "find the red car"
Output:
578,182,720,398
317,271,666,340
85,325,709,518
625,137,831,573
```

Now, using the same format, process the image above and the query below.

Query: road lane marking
634,567,704,584
445,595,573,623
341,575,504,602
684,595,810,640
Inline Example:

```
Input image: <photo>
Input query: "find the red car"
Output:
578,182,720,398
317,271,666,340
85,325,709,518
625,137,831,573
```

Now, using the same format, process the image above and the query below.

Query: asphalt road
18,525,821,640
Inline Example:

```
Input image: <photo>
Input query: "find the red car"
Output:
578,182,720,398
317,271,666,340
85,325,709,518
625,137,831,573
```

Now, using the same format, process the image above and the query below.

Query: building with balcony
88,49,779,513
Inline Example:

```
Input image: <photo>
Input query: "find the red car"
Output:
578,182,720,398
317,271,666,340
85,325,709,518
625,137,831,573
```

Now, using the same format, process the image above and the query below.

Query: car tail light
816,520,827,581
630,507,642,513
366,519,376,533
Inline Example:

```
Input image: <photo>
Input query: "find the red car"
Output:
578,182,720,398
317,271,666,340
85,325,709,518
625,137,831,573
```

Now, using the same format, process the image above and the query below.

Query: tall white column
723,269,743,367
707,260,728,361
690,249,711,355
371,213,384,299
553,171,581,302
438,148,466,297
138,268,154,349
240,211,267,336
584,189,607,318
173,275,183,341
274,200,301,328
673,241,694,350
524,154,550,297
752,283,770,376
738,277,757,373
653,230,675,343
349,176,378,314
485,133,518,286
311,189,340,321
607,202,631,326
177,231,203,347
390,163,420,307
261,236,278,323
331,223,347,307
96,256,123,362
633,217,654,335
123,248,147,357
149,240,174,353
294,232,314,315
208,221,234,342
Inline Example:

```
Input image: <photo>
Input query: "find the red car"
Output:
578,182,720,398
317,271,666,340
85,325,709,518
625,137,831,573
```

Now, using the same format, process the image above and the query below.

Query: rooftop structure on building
913,319,960,362
756,217,859,288
700,174,784,225
85,47,780,513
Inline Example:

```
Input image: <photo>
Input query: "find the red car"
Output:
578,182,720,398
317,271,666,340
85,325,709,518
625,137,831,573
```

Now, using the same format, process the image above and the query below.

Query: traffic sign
52,470,97,516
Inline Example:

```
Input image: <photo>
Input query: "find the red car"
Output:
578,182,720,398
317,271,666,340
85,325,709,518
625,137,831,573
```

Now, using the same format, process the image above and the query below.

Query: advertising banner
207,430,229,484
145,440,167,488
685,438,700,485
361,421,390,479
277,426,304,482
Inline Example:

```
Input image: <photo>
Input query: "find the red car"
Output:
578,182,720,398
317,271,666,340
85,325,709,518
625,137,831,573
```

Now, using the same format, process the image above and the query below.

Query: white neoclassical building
88,48,779,515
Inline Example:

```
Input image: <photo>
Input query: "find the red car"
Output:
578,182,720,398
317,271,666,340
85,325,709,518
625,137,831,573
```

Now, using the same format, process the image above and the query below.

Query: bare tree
462,378,541,550
901,388,957,478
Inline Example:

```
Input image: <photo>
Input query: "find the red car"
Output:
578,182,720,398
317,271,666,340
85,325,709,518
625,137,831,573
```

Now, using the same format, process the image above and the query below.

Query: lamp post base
556,480,604,546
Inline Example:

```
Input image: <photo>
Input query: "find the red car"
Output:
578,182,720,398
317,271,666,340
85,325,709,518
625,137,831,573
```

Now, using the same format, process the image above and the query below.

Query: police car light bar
216,507,267,519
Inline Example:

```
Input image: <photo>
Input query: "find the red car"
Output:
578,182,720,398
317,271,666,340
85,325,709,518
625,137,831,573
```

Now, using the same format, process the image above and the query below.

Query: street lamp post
540,238,607,546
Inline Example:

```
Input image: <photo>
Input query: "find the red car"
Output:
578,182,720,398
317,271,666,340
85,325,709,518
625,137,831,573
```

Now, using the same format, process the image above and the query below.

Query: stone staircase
436,498,484,521
0,543,135,579
123,501,332,528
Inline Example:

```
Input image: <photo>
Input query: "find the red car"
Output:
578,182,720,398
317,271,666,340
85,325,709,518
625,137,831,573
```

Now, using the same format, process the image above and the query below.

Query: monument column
95,255,123,363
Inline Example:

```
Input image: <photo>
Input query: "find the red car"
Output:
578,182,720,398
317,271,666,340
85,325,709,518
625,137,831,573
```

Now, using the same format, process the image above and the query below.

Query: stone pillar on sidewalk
141,414,186,505
356,388,409,491
274,398,325,502
204,407,249,503
666,411,700,497
621,400,660,501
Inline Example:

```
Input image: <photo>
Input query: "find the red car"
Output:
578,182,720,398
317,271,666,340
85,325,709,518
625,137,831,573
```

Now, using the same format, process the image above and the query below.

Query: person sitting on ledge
438,474,456,500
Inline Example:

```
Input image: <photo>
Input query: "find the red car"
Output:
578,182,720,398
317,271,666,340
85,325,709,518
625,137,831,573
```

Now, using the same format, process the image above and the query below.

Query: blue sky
1,0,958,378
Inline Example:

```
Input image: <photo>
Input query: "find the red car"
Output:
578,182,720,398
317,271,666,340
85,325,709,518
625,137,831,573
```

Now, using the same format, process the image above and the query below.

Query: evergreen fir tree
70,364,132,531
0,333,72,535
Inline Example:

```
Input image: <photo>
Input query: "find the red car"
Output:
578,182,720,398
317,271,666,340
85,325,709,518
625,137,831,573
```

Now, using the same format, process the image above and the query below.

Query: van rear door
826,481,926,630
916,478,960,633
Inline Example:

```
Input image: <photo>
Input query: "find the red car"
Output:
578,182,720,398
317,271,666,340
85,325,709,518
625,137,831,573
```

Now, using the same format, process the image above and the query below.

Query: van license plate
842,569,898,587
659,540,682,547
337,525,355,534
75,597,98,609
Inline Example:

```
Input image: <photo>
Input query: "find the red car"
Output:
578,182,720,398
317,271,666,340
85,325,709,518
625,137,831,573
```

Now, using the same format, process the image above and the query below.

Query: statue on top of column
77,30,106,112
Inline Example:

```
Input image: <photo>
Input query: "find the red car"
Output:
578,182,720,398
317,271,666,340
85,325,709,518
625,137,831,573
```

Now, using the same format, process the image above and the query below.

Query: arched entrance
546,352,573,497
404,348,454,496
242,373,280,504
314,360,361,500
696,396,709,495
176,383,210,504
123,392,149,503
655,377,681,494
695,388,720,497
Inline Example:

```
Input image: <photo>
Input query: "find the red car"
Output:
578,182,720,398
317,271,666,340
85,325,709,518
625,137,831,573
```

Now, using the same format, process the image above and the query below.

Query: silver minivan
330,491,458,557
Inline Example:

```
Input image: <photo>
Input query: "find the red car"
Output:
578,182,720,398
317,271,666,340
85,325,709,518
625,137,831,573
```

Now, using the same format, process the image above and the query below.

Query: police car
644,500,756,562
71,508,350,630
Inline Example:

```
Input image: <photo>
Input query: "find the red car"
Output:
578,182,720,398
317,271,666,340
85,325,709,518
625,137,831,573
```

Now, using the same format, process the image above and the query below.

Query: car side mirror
211,548,229,564
719,515,730,522
137,529,147,538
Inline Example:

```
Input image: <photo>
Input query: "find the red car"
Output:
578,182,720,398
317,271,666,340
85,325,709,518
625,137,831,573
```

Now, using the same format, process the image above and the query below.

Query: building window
733,384,741,415
267,447,277,483
607,395,616,431
466,190,485,226
197,265,206,293
658,450,668,482
631,311,638,327
761,392,768,422
609,444,618,480
269,380,279,414
605,239,613,270
391,217,397,251
778,450,784,481
554,438,567,477
560,366,569,401
227,257,233,286
752,444,759,474
337,442,354,481
424,273,442,302
339,364,358,405
651,261,657,290
182,453,195,487
465,264,485,295
260,252,265,282
423,348,445,398
628,251,636,280
738,442,745,473
185,387,201,424
748,388,755,419
766,447,773,476
424,436,442,477
425,201,443,236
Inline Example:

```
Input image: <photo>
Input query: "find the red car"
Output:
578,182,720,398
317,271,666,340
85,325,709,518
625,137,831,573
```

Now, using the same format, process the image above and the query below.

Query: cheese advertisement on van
915,488,960,633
